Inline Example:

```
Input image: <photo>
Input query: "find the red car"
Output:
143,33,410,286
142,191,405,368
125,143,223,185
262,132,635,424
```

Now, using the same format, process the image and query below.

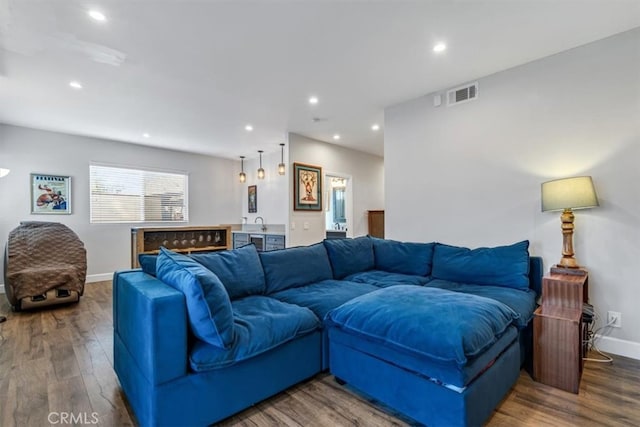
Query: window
90,164,188,223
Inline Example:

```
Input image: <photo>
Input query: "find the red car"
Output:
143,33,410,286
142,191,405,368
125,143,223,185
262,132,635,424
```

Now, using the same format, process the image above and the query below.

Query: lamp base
550,265,588,276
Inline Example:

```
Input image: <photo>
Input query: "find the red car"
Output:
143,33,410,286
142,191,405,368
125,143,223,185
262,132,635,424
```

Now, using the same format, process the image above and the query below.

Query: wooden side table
533,270,589,393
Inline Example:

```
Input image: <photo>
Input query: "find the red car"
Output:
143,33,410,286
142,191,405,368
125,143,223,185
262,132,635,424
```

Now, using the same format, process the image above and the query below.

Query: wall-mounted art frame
31,173,71,214
248,185,257,213
293,162,322,211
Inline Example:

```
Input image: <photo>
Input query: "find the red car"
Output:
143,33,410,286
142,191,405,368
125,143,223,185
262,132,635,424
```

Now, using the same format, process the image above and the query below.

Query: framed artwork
31,173,71,214
248,185,257,213
293,163,322,211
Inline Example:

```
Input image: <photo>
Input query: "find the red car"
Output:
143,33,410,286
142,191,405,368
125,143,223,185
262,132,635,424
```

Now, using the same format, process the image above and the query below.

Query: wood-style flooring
0,281,638,426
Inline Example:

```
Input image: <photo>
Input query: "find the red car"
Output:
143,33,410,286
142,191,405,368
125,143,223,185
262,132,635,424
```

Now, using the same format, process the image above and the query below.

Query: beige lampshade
541,176,599,212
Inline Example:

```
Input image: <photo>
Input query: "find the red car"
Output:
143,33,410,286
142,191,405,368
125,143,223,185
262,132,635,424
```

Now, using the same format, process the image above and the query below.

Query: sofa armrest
113,270,188,385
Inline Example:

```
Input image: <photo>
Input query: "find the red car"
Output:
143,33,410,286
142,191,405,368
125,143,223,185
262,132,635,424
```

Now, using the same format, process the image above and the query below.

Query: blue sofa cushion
345,270,431,288
323,236,375,279
189,296,320,372
326,286,518,367
156,248,234,349
260,243,333,294
426,279,537,329
138,254,158,276
191,244,266,299
371,238,435,276
431,241,530,290
271,280,379,320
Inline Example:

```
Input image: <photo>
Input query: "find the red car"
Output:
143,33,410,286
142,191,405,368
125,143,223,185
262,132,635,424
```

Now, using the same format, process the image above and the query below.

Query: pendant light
257,150,265,179
278,143,286,175
239,156,246,183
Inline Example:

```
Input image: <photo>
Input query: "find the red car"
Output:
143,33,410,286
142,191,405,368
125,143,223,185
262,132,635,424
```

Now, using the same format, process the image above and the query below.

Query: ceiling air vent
447,82,478,106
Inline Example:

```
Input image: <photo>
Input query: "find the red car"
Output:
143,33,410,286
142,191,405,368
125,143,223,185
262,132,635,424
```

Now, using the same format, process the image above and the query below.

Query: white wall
0,124,242,281
384,28,640,356
288,133,384,247
240,149,289,226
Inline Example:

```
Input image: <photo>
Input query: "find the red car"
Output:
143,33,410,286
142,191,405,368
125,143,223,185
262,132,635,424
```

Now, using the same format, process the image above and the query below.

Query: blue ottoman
326,285,521,427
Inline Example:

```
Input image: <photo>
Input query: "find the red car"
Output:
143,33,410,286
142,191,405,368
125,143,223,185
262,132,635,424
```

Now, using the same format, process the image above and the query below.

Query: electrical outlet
607,311,622,328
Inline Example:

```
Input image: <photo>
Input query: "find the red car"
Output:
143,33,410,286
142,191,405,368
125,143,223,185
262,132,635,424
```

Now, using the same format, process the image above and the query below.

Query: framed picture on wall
248,185,257,213
293,162,322,211
30,173,71,214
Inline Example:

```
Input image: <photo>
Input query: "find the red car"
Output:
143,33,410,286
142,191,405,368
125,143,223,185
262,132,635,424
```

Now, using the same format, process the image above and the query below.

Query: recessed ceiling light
333,134,340,140
245,124,253,132
88,10,107,22
433,43,447,53
143,133,150,138
309,96,319,105
69,81,83,89
371,124,380,131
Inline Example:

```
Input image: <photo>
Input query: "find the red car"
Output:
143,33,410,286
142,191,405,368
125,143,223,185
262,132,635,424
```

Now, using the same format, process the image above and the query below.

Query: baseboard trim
0,273,113,294
594,335,640,360
86,273,114,283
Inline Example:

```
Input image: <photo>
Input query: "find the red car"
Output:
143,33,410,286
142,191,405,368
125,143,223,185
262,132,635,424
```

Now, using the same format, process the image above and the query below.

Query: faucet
255,216,266,231
334,222,340,230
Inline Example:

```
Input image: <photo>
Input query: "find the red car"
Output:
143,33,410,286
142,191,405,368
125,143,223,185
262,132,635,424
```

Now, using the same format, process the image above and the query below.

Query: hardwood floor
0,281,638,426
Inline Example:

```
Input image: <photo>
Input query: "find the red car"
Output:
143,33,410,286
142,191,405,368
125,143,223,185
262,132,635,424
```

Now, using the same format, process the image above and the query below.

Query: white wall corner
594,335,640,361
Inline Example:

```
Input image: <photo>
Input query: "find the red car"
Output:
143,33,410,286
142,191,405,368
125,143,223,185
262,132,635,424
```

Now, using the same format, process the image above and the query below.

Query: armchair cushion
323,236,375,279
371,238,435,276
431,241,530,290
138,254,158,277
260,243,333,294
191,244,266,299
156,248,234,349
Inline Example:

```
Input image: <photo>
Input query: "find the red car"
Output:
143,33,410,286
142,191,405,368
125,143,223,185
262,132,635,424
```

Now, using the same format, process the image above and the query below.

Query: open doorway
325,173,352,239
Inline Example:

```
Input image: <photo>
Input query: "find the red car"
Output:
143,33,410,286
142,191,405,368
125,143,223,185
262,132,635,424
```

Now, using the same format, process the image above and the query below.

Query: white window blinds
90,164,188,223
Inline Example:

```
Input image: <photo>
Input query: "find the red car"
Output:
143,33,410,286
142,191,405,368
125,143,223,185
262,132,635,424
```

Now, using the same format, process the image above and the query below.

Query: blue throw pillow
260,243,333,294
371,238,435,276
156,248,234,349
138,254,158,277
191,244,266,299
323,236,375,279
431,241,530,290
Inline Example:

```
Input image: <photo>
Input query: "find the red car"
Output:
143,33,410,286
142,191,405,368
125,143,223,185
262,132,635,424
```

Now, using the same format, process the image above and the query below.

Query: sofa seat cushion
371,238,435,276
425,279,537,329
260,243,333,294
156,248,234,349
432,241,530,290
191,244,265,299
323,236,375,279
271,280,379,320
326,286,519,386
189,296,320,372
345,270,431,288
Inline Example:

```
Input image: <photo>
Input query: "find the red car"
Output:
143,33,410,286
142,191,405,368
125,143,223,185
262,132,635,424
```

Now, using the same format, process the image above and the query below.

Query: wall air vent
447,82,478,106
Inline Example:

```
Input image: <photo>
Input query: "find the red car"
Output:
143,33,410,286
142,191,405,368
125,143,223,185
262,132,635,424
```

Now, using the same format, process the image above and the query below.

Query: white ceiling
1,1,639,159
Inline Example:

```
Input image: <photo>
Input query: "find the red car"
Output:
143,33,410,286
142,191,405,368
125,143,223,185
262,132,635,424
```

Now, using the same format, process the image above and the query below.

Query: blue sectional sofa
113,237,542,427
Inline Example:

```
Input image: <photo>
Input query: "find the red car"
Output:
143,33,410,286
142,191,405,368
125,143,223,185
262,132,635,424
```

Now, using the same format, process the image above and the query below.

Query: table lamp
541,176,598,269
